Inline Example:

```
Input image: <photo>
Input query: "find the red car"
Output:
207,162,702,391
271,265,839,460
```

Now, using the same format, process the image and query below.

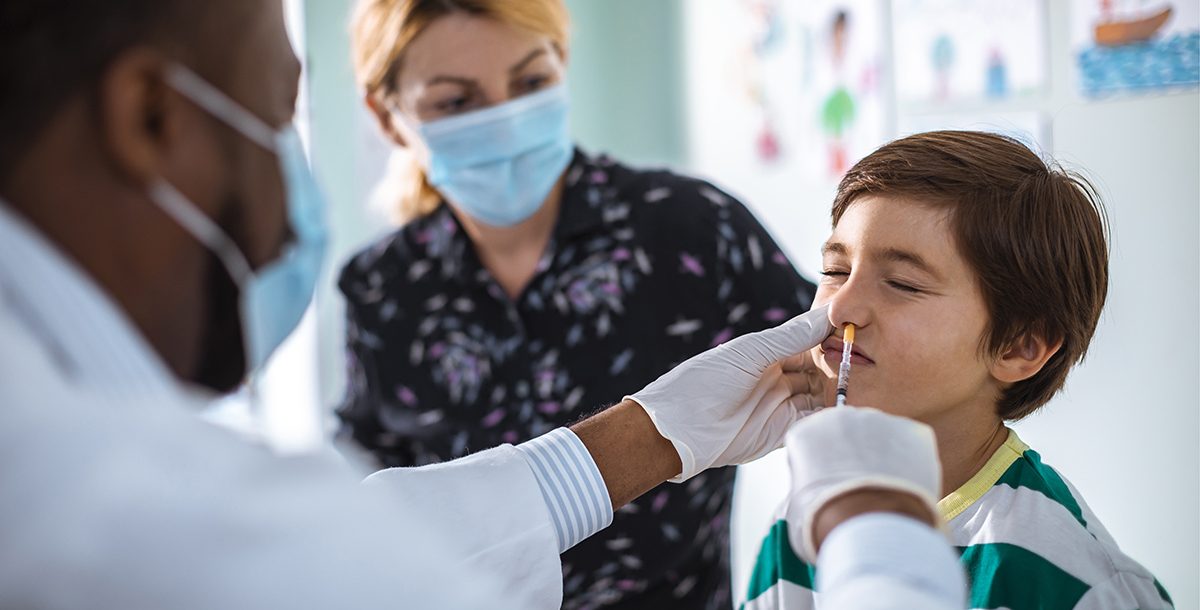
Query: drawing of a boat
1095,4,1174,47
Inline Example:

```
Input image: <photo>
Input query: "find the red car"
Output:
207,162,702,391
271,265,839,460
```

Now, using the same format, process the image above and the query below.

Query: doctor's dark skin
1,0,295,392
1,0,679,508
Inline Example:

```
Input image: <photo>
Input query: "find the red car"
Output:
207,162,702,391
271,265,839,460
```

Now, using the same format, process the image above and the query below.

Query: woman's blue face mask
399,83,574,228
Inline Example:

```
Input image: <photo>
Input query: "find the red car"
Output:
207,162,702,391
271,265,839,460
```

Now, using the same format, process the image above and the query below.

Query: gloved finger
738,390,829,460
724,304,834,371
782,387,827,414
781,369,819,397
778,352,811,373
782,392,824,415
780,349,828,378
782,353,831,402
733,393,806,462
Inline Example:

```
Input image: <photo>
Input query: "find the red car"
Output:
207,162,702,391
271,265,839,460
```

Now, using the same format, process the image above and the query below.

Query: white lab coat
0,204,562,609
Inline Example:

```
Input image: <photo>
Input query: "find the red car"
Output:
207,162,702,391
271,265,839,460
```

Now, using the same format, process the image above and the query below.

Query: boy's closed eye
885,279,923,293
820,269,926,295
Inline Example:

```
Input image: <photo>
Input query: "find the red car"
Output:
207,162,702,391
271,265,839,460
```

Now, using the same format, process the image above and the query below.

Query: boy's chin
840,386,898,414
844,396,931,424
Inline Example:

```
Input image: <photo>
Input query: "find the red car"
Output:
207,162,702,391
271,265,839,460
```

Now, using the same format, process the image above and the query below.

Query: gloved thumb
723,304,833,371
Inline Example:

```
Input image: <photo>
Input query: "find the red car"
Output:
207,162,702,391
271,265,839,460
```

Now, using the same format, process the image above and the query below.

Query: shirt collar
937,428,1028,521
0,200,180,401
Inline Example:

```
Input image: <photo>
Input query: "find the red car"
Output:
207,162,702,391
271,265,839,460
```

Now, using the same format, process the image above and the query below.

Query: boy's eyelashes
886,279,922,293
819,269,925,294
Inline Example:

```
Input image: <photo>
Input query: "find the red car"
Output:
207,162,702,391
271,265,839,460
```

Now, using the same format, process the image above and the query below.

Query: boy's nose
825,283,870,334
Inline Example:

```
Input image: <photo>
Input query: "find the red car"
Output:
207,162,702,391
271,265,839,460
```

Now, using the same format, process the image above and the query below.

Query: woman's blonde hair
351,0,571,223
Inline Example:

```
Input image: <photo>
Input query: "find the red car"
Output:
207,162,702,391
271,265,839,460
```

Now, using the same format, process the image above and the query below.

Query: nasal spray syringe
835,324,856,407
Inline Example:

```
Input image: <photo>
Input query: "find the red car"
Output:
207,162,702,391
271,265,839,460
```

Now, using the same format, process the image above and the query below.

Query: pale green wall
564,0,687,167
302,0,369,412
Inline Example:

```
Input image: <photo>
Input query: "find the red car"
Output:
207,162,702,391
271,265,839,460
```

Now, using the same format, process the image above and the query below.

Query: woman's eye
435,96,470,113
515,74,550,93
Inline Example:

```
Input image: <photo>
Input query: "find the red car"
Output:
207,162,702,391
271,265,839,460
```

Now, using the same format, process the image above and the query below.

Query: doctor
0,1,832,608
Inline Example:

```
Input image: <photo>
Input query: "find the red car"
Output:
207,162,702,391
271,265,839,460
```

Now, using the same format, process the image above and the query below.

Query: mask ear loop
161,63,282,416
165,64,278,152
148,180,268,412
148,181,253,285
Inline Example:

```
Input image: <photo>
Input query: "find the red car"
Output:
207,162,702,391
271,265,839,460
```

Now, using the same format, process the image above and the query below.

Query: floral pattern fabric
338,150,816,610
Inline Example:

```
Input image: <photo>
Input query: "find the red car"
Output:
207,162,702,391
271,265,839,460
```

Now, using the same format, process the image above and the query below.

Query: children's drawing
684,0,887,182
893,0,1048,104
1073,0,1200,95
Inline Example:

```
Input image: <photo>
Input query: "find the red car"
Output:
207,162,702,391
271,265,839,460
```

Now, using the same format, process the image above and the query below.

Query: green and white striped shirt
742,430,1173,610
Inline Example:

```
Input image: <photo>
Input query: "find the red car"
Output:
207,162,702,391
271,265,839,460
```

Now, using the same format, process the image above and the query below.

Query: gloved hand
626,304,833,482
783,406,942,563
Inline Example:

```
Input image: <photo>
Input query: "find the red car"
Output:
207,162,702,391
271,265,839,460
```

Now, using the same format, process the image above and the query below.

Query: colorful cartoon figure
986,47,1008,98
742,0,786,163
932,33,955,100
821,10,856,176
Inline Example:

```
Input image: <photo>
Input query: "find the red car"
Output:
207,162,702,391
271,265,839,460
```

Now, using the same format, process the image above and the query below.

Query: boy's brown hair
832,130,1109,420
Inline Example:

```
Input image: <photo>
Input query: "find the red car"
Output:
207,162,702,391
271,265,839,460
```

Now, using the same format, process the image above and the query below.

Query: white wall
693,3,1200,607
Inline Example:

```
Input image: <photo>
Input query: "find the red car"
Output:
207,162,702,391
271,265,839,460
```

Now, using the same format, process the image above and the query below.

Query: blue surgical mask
407,83,574,227
149,64,328,375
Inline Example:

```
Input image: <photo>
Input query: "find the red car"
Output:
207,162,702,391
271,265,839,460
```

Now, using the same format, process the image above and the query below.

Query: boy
742,131,1172,609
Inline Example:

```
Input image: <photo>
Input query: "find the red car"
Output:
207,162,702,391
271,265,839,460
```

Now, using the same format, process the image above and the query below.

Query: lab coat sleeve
0,318,563,610
816,513,968,610
364,442,568,604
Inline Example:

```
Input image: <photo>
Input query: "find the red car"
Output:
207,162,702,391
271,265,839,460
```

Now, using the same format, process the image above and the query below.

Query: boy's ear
991,333,1063,384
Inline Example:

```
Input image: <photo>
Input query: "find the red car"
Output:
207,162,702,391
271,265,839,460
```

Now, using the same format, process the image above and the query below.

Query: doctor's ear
365,93,408,149
98,49,181,185
990,333,1063,384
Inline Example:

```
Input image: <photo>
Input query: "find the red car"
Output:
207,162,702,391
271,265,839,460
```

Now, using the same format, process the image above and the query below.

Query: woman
339,1,816,608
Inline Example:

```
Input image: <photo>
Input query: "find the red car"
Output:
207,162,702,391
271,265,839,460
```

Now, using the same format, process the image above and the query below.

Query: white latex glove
783,406,942,563
626,304,833,482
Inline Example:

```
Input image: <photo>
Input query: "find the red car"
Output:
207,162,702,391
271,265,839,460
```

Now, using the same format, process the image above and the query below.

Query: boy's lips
820,337,875,365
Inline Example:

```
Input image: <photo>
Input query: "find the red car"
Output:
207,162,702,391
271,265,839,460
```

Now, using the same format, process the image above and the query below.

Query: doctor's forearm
571,399,682,510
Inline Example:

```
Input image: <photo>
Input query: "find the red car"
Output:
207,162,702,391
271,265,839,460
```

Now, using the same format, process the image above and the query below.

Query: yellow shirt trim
938,428,1029,522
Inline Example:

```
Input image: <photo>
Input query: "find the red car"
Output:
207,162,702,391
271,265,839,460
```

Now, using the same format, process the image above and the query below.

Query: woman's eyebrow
426,75,477,87
509,48,547,73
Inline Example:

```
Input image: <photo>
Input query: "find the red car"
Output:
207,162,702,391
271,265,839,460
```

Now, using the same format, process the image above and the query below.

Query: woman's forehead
398,14,557,87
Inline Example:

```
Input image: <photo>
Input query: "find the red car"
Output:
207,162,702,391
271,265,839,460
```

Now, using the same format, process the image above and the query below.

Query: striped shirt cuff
516,427,613,553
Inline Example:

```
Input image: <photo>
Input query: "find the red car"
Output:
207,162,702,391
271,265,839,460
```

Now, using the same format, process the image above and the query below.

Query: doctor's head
351,0,572,224
0,0,304,392
811,131,1109,426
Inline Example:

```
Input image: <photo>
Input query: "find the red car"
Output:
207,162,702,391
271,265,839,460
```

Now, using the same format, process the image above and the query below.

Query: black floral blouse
337,150,816,610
